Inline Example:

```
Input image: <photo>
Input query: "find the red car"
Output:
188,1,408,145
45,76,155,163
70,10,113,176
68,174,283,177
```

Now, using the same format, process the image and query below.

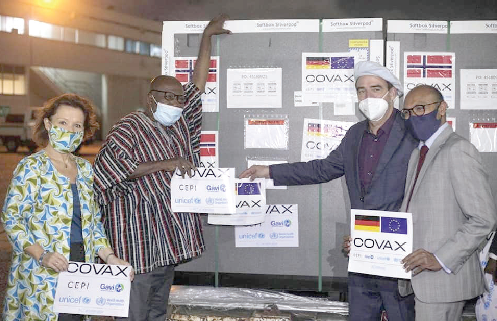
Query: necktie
406,145,429,211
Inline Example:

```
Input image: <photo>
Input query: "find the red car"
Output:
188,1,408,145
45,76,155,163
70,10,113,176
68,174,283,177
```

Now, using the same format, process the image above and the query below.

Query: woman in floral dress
1,94,132,320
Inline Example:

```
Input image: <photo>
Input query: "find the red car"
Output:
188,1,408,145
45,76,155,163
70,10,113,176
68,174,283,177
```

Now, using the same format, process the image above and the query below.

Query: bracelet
38,250,49,266
105,252,115,263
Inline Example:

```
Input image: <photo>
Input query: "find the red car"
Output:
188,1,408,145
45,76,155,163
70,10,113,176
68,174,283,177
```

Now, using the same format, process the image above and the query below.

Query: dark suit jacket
270,109,418,211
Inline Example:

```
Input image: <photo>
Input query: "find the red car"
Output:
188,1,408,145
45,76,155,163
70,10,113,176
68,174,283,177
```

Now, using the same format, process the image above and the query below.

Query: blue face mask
151,96,183,126
405,108,441,141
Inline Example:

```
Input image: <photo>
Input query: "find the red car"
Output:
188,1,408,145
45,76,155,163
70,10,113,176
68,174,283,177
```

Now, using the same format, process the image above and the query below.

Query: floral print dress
1,150,110,320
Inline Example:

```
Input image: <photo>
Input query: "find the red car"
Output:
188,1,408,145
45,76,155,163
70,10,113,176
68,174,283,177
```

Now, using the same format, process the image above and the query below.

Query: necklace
46,149,72,168
62,154,71,168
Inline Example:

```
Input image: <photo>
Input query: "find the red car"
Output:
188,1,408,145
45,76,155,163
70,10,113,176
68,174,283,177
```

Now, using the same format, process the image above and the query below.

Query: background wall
104,75,150,131
81,0,497,22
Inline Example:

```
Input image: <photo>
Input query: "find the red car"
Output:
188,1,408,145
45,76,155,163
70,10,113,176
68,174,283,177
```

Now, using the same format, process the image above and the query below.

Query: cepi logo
271,219,291,227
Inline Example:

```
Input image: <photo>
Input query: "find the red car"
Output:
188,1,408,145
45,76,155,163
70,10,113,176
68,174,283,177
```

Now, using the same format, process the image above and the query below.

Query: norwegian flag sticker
406,54,453,78
404,52,455,109
174,56,219,112
199,131,218,168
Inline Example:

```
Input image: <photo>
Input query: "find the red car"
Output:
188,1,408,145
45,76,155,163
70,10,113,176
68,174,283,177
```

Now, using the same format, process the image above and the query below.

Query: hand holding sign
107,255,134,281
401,249,442,276
342,235,352,256
166,157,196,178
42,251,69,273
239,165,270,181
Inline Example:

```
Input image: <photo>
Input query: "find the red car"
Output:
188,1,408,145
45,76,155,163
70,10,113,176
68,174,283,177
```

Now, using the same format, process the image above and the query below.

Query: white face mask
358,91,390,122
151,96,183,126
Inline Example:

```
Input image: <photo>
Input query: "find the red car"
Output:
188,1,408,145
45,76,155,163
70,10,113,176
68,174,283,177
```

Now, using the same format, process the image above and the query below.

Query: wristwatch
38,250,49,266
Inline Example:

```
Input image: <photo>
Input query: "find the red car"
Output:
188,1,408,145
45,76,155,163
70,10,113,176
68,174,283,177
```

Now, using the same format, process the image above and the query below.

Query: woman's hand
42,252,69,273
107,255,135,281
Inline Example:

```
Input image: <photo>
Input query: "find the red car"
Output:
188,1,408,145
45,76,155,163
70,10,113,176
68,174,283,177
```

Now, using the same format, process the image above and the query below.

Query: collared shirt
419,122,449,149
93,82,203,274
358,110,396,192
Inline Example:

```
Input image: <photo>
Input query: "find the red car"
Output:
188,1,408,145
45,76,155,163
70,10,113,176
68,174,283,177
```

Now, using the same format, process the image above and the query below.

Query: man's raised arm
192,14,231,92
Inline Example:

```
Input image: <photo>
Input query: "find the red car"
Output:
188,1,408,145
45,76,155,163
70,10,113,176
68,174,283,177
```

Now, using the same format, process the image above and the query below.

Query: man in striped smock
93,15,230,321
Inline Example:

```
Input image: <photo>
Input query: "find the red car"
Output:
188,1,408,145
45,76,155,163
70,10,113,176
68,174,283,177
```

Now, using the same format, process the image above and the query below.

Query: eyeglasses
150,90,187,103
401,101,442,120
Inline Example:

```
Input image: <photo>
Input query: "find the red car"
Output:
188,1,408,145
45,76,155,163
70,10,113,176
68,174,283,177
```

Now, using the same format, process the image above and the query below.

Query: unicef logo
220,184,226,192
206,197,214,205
194,198,201,204
115,283,124,292
96,297,106,306
82,297,91,304
270,232,278,239
284,219,291,227
257,233,265,239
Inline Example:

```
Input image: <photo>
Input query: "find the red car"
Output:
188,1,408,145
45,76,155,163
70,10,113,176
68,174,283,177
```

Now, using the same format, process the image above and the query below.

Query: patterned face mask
48,124,84,153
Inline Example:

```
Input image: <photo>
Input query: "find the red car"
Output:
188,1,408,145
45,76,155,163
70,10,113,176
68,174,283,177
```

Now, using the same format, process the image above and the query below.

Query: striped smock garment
93,83,204,274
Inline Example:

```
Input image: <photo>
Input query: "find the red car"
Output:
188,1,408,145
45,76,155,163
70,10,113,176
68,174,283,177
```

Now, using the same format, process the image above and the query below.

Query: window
63,27,77,43
78,30,106,48
138,41,150,56
0,64,26,95
0,15,25,34
150,44,161,57
108,35,124,51
29,20,63,40
22,18,160,58
125,39,138,54
125,40,158,57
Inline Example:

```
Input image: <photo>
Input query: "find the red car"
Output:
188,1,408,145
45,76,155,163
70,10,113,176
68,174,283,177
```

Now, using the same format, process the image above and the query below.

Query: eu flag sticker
381,217,407,234
236,183,261,195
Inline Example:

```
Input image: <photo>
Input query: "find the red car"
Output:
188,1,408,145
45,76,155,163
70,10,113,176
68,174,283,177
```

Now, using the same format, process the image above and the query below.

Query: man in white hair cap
240,61,418,320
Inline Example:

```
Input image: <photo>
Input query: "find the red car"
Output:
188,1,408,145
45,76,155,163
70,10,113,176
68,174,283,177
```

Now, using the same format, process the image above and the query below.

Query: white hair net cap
354,61,403,96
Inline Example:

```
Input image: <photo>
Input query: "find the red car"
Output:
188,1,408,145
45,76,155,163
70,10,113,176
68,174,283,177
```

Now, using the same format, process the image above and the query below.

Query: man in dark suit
240,61,417,321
